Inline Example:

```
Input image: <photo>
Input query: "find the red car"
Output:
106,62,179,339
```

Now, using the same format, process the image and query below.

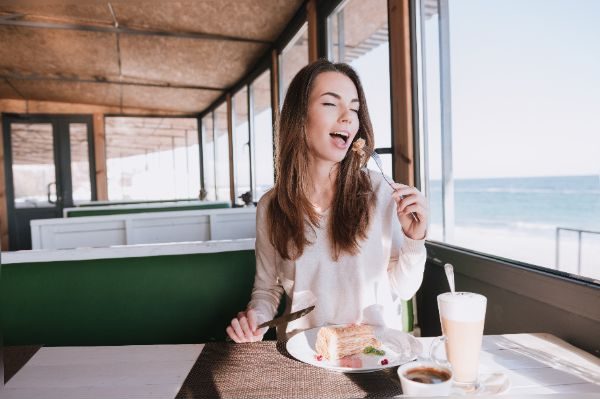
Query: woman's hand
391,183,428,240
225,309,268,343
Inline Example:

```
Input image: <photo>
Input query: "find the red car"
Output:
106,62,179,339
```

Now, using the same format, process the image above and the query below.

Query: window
250,69,274,200
213,103,231,202
280,22,309,101
201,113,216,200
233,87,251,205
105,117,200,201
418,0,600,281
327,0,393,177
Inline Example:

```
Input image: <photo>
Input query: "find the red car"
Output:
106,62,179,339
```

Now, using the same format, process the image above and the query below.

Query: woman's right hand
226,309,268,343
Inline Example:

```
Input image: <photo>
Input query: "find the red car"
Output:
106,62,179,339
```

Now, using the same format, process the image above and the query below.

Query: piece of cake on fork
315,324,381,360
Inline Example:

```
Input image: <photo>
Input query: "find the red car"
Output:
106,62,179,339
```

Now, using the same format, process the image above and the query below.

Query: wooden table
3,334,599,398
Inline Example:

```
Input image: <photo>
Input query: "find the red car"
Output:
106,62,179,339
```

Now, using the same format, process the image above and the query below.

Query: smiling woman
225,59,429,343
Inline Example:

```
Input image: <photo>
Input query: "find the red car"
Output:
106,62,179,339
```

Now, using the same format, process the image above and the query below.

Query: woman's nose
339,108,353,124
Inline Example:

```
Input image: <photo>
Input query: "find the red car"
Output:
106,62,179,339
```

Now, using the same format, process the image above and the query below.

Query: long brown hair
268,59,376,260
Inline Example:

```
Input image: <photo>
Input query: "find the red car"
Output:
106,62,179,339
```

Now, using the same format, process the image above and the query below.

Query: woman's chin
310,148,350,164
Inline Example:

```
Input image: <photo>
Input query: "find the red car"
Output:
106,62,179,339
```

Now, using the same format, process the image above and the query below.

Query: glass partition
280,22,309,101
233,87,251,205
105,117,200,201
251,69,274,200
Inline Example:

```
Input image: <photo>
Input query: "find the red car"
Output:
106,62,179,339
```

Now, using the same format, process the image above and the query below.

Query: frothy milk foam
437,292,487,384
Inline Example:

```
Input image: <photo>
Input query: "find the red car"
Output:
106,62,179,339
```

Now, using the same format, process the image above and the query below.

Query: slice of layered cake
315,324,381,360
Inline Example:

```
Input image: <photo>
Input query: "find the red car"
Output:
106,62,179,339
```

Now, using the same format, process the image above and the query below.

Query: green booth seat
2,246,255,346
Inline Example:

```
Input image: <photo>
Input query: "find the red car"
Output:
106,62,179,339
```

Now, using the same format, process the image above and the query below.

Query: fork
370,151,419,222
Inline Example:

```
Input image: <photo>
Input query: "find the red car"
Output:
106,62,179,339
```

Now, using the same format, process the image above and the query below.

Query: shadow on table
3,345,43,385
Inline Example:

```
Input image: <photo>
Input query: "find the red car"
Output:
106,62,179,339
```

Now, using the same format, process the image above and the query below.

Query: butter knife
258,305,315,329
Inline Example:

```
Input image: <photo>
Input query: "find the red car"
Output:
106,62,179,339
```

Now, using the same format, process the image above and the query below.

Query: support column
226,94,236,206
93,114,108,201
307,0,318,62
0,115,8,250
439,0,455,241
388,0,415,187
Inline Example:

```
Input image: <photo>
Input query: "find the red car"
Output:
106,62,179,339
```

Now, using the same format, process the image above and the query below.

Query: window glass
328,0,393,177
214,103,231,202
251,69,274,200
280,22,309,101
233,87,251,205
418,0,600,281
10,123,56,208
105,117,199,201
202,113,216,200
69,123,92,204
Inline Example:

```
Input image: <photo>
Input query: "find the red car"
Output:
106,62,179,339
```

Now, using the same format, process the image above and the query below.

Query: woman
226,59,428,343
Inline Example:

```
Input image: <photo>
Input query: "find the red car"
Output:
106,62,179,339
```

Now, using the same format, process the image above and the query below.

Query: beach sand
428,224,600,281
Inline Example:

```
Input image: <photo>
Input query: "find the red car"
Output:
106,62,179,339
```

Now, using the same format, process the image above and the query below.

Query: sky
353,0,600,180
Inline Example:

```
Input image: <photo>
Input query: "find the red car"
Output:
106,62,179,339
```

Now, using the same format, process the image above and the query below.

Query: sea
427,175,600,234
426,175,600,279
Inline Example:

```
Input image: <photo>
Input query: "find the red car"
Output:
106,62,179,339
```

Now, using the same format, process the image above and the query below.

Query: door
2,114,96,250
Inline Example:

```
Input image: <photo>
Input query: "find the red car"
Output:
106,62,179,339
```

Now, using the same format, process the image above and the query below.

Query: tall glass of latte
430,292,487,390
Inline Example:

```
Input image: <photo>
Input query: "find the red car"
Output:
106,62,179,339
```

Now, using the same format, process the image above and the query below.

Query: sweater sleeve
247,197,284,324
387,209,427,300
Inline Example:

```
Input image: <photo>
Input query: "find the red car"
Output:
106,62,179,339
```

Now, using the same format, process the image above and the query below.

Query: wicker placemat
176,341,403,399
4,345,42,383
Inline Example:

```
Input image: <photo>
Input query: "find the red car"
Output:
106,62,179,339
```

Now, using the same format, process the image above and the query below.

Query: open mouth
329,131,349,144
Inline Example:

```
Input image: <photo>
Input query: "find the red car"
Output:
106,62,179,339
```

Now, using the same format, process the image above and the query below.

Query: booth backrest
1,249,256,346
65,201,230,217
31,208,256,250
77,199,201,207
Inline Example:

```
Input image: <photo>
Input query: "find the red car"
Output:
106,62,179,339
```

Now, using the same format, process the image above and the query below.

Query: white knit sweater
248,170,426,339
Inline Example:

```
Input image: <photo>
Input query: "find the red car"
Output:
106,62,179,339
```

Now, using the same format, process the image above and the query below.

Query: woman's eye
322,102,336,107
351,109,359,114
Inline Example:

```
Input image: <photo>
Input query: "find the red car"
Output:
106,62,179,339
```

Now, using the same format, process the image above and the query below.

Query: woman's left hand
391,183,428,240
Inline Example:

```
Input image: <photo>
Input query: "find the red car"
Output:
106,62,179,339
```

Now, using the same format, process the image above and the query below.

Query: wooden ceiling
0,0,304,113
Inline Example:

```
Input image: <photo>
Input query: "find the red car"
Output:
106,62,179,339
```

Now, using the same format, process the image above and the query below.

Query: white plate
286,324,422,373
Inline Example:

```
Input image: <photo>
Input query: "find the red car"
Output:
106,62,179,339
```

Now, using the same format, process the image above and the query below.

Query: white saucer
451,372,510,396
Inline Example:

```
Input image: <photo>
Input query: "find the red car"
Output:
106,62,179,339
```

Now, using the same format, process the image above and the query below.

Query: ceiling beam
1,73,225,91
0,18,272,45
3,77,26,99
0,13,24,21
